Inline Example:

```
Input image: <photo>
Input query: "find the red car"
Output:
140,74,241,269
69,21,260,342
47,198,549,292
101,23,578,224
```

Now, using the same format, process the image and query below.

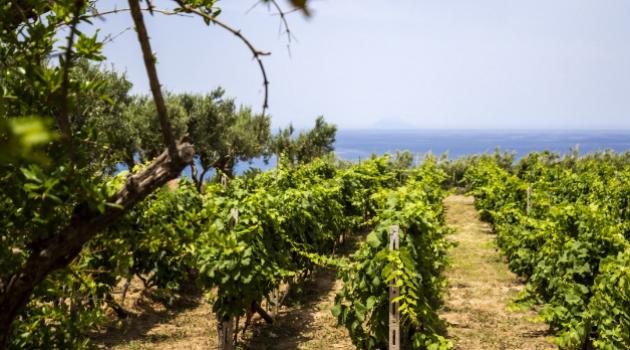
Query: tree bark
128,0,178,159
124,155,137,172
190,161,200,190
197,167,210,193
252,301,273,324
214,155,235,179
105,293,130,319
0,140,194,349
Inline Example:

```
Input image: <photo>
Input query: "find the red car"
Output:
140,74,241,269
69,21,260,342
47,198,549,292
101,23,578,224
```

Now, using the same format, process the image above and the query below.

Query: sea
233,129,630,173
334,129,630,160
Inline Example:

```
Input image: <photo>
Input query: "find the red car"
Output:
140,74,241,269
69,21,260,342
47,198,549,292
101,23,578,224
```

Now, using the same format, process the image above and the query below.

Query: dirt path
93,265,353,350
240,267,353,350
92,284,216,350
440,195,556,350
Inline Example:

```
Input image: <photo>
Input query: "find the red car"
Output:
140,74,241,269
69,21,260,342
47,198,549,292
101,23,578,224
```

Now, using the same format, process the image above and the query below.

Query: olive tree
271,115,337,165
0,0,308,347
180,90,272,189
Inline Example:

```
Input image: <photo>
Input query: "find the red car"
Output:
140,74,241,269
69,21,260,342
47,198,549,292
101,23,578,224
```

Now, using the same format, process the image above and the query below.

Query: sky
89,0,630,130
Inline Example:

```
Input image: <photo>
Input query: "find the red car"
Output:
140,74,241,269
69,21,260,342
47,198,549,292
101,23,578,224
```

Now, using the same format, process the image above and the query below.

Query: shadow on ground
91,287,204,349
239,268,338,350
239,233,362,350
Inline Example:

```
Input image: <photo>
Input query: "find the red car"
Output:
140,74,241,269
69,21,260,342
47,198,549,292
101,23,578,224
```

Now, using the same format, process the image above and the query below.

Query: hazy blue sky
91,0,630,129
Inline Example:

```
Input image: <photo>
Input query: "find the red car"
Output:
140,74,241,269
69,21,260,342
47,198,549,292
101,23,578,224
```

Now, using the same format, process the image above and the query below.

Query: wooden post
275,287,280,318
526,184,532,215
269,287,280,318
217,314,234,350
230,208,239,223
389,225,401,350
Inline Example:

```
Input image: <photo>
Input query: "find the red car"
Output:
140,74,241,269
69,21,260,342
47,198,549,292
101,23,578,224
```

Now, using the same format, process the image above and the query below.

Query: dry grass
440,195,556,350
92,254,355,350
91,280,216,350
239,267,353,350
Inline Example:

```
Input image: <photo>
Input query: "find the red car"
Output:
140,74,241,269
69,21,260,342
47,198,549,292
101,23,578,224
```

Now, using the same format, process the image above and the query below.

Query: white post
389,225,401,350
217,315,234,350
230,208,239,224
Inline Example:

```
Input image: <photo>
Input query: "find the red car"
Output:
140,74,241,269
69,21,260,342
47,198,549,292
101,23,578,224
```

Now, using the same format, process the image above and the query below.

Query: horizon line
335,127,630,132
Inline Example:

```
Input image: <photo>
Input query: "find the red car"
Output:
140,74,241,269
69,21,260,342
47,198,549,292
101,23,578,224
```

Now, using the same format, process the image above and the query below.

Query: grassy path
440,195,556,350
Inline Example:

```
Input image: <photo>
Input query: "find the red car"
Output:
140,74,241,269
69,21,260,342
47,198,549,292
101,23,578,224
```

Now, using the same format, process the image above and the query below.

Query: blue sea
233,129,630,173
334,129,630,160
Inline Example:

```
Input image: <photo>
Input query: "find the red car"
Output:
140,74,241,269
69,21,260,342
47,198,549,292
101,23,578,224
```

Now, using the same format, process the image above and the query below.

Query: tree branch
57,0,84,160
173,0,271,115
252,301,273,324
128,0,179,159
198,166,211,192
0,140,194,348
89,7,188,19
269,0,295,52
190,161,200,189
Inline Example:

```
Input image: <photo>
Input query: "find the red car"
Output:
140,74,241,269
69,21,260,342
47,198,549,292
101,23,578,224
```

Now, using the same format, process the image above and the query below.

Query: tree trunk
252,301,273,324
190,161,200,189
213,155,235,179
124,156,136,172
0,141,194,349
198,167,210,193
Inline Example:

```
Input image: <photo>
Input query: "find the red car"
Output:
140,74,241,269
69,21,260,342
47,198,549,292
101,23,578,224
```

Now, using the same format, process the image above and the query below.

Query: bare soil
92,258,354,349
239,267,353,350
440,195,556,350
91,280,216,350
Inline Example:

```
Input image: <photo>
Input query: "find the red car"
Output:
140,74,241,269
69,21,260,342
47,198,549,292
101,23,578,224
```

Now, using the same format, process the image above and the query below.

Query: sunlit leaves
0,117,58,165
334,160,452,349
466,152,630,349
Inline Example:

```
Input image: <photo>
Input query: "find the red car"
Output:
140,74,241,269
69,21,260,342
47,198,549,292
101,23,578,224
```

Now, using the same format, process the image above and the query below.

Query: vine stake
389,225,401,350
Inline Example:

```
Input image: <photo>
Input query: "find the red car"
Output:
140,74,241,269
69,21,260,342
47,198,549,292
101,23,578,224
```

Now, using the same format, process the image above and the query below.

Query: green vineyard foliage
334,159,452,350
6,155,454,349
465,152,630,349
